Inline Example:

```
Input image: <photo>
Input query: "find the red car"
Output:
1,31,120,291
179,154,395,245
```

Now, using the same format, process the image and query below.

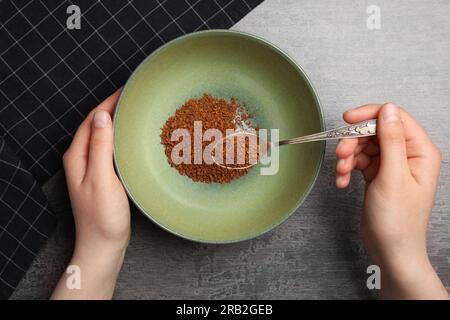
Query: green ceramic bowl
114,30,325,243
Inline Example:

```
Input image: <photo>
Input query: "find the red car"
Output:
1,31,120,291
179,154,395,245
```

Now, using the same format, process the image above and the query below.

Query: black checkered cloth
0,0,263,299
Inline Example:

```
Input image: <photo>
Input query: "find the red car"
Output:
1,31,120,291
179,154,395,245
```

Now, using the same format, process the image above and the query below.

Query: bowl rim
113,29,326,244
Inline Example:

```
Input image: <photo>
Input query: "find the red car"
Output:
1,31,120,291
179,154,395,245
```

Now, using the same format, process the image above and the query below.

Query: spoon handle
278,119,377,146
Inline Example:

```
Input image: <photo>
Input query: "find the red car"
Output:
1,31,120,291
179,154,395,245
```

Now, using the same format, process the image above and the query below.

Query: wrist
365,236,428,275
73,237,127,270
51,235,128,300
377,253,448,299
378,249,429,274
379,252,430,282
74,226,130,259
60,241,126,300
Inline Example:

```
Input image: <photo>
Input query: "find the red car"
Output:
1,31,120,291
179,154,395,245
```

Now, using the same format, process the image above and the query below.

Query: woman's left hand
52,90,130,300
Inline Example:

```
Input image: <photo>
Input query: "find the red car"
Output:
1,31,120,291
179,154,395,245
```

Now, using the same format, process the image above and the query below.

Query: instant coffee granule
160,94,258,183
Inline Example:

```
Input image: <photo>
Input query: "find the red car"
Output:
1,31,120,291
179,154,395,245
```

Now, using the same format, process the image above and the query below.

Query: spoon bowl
211,119,377,169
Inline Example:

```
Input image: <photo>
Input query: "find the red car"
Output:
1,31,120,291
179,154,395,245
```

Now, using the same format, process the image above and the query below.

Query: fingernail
93,111,109,128
337,158,345,169
382,103,400,123
336,175,344,185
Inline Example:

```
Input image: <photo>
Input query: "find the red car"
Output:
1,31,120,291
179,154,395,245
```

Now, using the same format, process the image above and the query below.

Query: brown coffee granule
160,94,258,183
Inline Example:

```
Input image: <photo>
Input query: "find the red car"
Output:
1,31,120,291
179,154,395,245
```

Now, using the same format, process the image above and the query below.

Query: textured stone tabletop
12,0,449,299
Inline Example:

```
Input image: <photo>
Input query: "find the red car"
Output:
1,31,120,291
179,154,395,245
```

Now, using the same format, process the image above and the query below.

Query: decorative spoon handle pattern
278,119,377,146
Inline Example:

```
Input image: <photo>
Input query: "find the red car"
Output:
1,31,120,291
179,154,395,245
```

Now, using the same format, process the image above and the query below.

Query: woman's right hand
335,103,448,299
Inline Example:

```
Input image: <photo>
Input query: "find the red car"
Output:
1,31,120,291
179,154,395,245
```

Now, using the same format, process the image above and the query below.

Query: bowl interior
114,31,324,243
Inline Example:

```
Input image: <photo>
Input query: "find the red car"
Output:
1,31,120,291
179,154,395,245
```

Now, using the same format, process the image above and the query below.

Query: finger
336,172,351,189
63,90,121,185
344,103,439,185
353,141,370,156
362,156,380,182
362,140,380,157
63,125,89,187
68,89,121,157
344,103,435,158
336,138,359,158
343,104,382,123
354,152,372,171
376,103,410,180
84,110,114,183
336,154,354,175
336,152,372,177
94,89,121,114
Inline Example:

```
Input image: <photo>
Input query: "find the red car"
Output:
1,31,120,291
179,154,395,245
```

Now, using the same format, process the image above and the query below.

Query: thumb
85,110,114,182
377,103,410,180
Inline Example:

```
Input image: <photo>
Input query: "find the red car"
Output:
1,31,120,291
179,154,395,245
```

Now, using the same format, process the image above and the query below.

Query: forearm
51,243,126,300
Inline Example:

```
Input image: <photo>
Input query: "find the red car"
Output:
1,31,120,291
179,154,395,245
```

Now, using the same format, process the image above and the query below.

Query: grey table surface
12,0,449,299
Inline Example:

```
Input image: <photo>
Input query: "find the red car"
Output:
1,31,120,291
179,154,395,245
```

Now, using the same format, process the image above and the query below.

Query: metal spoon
277,119,377,146
212,119,377,169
